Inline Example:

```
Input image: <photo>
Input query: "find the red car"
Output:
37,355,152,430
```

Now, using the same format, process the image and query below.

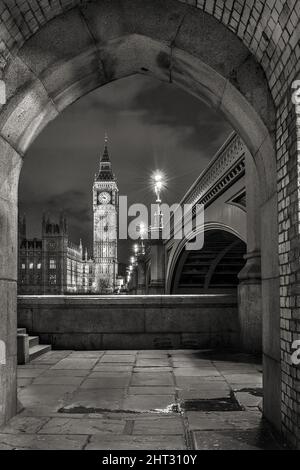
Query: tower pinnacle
96,133,115,181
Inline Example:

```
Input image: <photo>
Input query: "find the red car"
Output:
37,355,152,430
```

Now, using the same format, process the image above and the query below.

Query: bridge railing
165,132,246,240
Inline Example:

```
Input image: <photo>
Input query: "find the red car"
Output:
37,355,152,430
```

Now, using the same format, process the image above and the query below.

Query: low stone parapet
18,294,239,350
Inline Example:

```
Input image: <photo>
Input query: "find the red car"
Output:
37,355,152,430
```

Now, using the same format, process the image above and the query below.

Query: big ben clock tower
93,134,118,293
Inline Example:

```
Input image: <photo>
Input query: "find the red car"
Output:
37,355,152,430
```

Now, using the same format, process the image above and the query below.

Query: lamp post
152,171,165,230
148,170,166,294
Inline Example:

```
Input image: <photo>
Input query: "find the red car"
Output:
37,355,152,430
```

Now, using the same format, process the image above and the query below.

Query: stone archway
0,0,298,448
170,229,247,295
166,222,246,293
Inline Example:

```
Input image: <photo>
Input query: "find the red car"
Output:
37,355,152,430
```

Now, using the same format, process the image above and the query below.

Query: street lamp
151,170,165,230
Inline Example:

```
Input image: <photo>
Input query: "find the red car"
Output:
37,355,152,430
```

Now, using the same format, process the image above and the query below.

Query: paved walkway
0,350,280,450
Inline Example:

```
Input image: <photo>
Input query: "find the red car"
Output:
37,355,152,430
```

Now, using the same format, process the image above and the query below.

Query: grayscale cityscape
0,0,299,455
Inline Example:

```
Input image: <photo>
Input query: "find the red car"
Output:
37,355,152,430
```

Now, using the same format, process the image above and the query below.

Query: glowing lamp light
152,171,165,187
133,244,138,254
140,223,147,237
154,172,163,182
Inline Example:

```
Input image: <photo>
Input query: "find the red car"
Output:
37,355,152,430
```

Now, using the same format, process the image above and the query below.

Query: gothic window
37,263,41,270
49,259,56,269
29,262,34,269
49,274,56,285
21,263,26,270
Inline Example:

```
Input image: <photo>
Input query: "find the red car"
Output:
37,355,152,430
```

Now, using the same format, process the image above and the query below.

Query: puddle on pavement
237,387,263,397
58,403,181,415
59,394,244,414
58,406,140,414
180,393,243,412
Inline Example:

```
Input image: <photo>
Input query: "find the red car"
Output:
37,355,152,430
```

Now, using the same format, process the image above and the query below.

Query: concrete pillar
238,151,262,354
128,265,138,294
238,251,262,353
148,238,165,294
0,137,22,426
17,333,29,365
136,254,146,295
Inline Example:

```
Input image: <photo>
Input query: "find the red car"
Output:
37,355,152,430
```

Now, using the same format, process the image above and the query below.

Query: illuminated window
21,263,26,270
29,262,34,269
37,263,41,270
49,259,56,269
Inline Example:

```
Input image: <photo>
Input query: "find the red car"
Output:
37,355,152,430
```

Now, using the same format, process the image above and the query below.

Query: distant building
18,213,94,294
18,136,121,295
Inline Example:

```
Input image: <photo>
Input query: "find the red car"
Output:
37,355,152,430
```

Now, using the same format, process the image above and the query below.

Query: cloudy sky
19,74,232,263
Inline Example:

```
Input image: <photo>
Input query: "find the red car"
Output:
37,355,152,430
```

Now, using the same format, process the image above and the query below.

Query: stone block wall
18,295,239,350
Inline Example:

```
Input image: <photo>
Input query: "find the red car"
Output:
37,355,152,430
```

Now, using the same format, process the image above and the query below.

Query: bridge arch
166,221,246,294
168,228,246,295
0,0,298,447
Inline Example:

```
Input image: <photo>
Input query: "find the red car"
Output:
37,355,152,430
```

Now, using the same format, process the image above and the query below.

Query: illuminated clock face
98,191,111,204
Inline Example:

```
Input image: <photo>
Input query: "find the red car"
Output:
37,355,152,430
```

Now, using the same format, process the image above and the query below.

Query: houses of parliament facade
18,137,119,295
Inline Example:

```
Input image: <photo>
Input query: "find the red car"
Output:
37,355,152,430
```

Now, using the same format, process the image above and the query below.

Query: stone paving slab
93,364,133,371
64,389,125,411
133,366,173,373
67,352,105,358
172,359,215,366
17,368,47,378
42,369,89,377
192,429,279,450
81,377,130,389
178,389,231,400
18,384,77,399
17,364,51,369
0,433,88,450
86,434,186,450
235,391,262,408
100,355,136,363
186,411,262,431
137,353,169,358
173,368,219,377
132,416,184,435
128,386,175,395
105,351,138,355
3,350,281,450
51,358,99,370
131,372,174,387
38,417,126,435
175,376,226,388
89,371,132,378
33,376,84,386
0,416,50,434
230,382,263,390
136,359,170,367
17,378,34,387
123,395,175,412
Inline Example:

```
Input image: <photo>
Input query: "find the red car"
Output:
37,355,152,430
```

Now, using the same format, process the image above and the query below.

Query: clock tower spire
93,133,118,293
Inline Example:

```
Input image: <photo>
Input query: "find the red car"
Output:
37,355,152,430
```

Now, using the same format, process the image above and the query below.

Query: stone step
29,344,52,361
28,336,39,348
17,328,27,335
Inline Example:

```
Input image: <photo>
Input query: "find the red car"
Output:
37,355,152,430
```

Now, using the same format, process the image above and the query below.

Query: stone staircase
17,328,51,364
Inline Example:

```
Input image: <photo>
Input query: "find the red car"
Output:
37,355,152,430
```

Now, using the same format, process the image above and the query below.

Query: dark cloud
19,75,232,264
